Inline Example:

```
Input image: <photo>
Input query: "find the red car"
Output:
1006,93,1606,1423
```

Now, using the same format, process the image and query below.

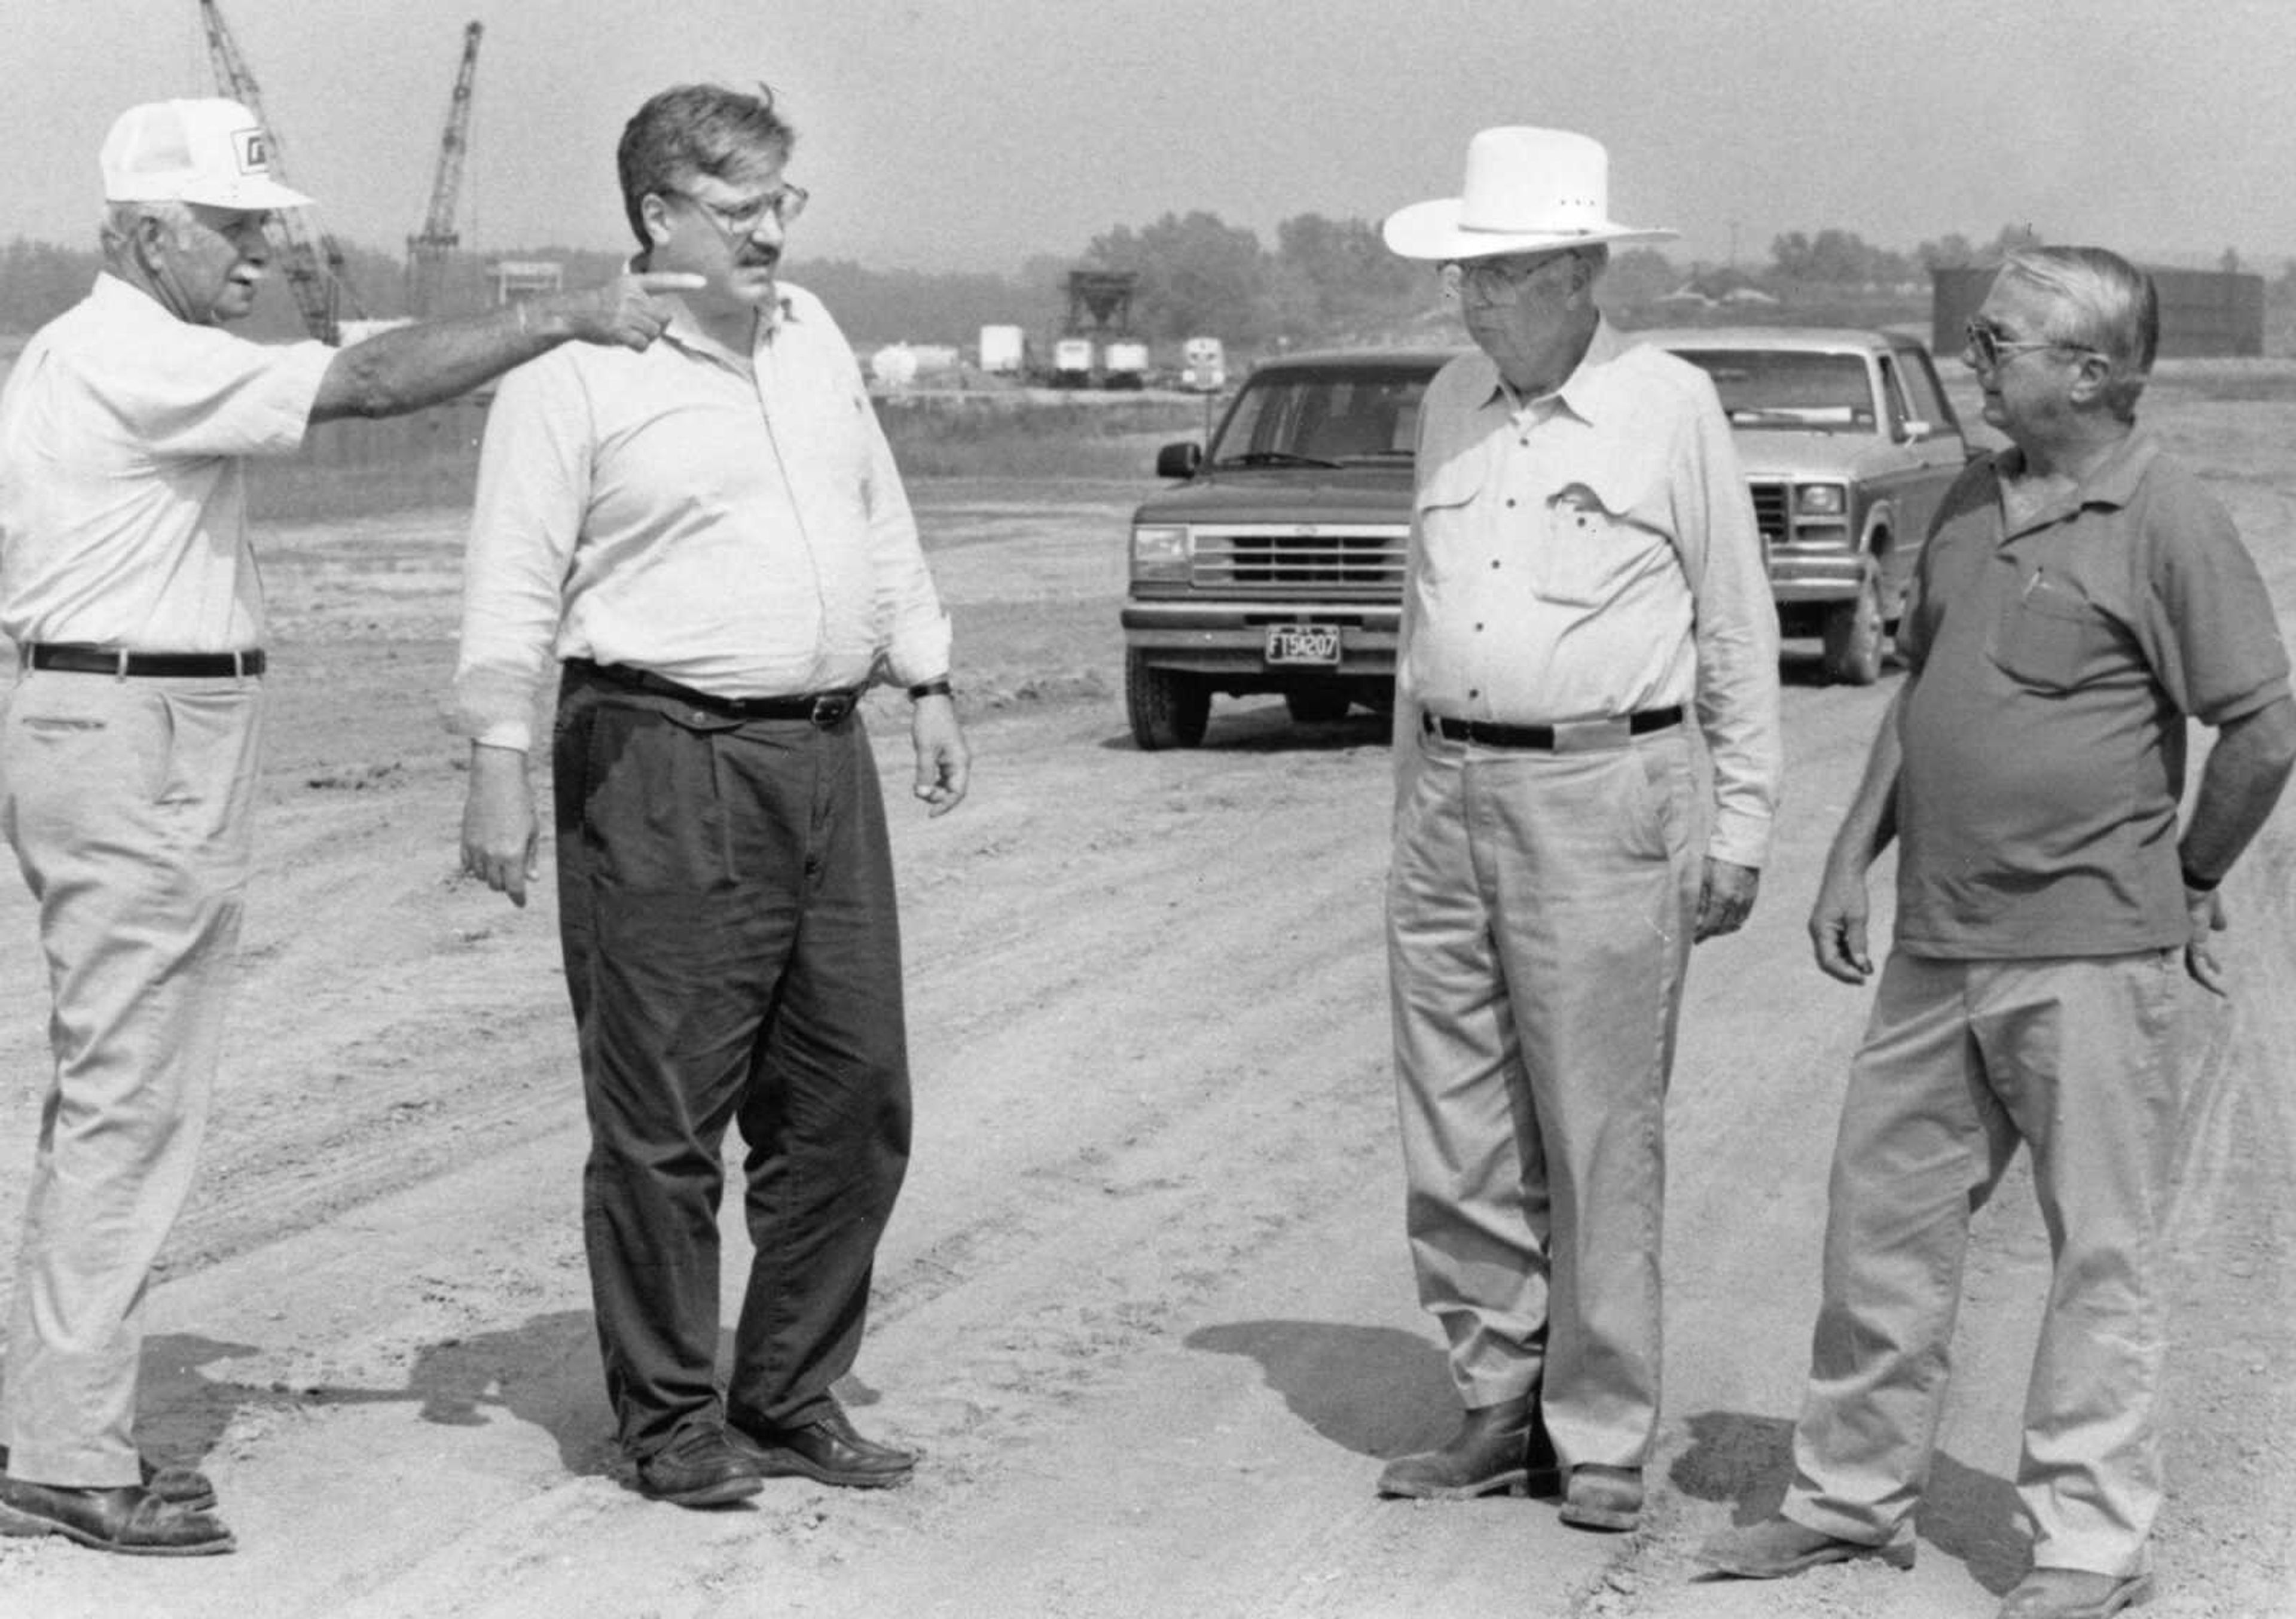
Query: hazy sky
7,0,2293,277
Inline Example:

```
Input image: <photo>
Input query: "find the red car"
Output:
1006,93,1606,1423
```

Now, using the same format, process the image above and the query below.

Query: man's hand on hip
2185,884,2230,996
1693,858,1760,943
461,743,539,907
911,694,971,816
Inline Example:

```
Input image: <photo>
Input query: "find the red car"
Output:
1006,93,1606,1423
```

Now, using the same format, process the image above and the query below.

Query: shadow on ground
1671,1407,2031,1596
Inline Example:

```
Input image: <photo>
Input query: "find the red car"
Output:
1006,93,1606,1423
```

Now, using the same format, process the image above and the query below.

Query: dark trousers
552,668,912,1461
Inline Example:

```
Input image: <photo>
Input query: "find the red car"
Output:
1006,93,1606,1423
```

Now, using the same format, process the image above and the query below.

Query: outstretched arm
311,272,702,423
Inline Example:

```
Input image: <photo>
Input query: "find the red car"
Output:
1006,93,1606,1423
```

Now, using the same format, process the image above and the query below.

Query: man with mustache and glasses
1373,127,1780,1535
1701,248,2296,1619
0,97,692,1558
452,83,967,1511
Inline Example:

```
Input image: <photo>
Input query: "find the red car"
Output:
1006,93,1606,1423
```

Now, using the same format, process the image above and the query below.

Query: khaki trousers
0,670,262,1486
1387,726,1696,1469
1782,949,2184,1578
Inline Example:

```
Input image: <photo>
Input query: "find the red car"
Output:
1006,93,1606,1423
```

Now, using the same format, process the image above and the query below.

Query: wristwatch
906,677,954,700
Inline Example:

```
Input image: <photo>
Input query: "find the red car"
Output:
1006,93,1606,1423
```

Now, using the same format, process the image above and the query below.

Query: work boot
1559,1464,1644,1531
1377,1395,1552,1499
1699,1513,1916,1578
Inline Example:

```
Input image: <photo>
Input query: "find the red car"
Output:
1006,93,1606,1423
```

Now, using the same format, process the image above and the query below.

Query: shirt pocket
1987,572,2118,694
1537,478,1665,608
1412,450,1485,581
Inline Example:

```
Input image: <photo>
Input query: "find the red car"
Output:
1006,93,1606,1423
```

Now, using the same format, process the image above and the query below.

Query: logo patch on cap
233,127,267,175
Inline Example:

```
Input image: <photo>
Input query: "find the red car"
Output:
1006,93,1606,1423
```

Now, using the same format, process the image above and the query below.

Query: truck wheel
1284,688,1352,725
1821,571,1886,686
1126,651,1210,749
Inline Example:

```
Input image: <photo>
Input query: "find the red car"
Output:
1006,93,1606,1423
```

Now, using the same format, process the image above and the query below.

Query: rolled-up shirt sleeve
450,356,591,752
1674,379,1783,868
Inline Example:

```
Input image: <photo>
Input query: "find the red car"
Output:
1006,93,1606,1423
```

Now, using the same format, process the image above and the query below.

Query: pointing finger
634,272,707,292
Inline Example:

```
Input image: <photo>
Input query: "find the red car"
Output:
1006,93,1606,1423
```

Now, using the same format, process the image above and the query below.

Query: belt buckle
1551,716,1632,754
809,693,854,729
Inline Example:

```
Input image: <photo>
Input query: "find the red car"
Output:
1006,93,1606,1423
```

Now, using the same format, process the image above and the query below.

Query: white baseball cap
100,98,313,211
1384,127,1675,262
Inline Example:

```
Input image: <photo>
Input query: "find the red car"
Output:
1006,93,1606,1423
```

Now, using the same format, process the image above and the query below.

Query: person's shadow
118,1318,891,1495
1185,1318,1455,1461
1669,1408,2030,1596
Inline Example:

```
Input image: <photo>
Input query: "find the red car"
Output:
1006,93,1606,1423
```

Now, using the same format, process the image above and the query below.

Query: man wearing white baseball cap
1375,127,1780,1533
0,97,699,1557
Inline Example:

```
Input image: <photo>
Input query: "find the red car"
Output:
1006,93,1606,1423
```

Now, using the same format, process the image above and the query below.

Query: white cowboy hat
1383,127,1675,261
101,99,313,211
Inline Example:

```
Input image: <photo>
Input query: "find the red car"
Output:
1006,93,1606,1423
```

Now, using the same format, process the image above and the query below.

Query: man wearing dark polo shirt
1702,246,2296,1619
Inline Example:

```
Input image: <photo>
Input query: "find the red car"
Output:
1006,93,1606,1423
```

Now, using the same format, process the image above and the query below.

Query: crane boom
407,22,484,319
196,0,358,342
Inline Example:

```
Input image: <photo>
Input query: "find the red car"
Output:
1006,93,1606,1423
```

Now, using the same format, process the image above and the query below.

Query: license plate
1265,625,1341,666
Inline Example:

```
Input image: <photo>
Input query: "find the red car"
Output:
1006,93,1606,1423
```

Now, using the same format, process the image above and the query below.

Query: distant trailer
1932,264,2264,359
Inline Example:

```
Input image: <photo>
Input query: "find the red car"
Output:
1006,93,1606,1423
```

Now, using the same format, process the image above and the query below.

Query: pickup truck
1636,327,1969,684
1121,348,1448,748
1120,329,1967,748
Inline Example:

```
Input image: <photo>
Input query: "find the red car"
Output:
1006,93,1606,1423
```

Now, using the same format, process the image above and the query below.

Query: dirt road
2,377,2293,1618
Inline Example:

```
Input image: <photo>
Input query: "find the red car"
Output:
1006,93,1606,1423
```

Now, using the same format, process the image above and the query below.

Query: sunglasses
1962,315,2097,371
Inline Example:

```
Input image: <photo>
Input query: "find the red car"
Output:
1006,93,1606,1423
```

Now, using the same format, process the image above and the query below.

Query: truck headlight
1131,525,1190,581
1794,483,1846,517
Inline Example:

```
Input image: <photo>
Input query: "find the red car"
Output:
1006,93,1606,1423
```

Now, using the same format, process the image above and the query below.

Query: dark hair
616,83,796,248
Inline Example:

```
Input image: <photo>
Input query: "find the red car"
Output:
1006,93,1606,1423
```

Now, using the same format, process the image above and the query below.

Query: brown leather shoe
1997,1568,2155,1618
0,1478,234,1556
634,1429,765,1508
1699,1512,1916,1578
730,1407,915,1489
1559,1463,1644,1531
1377,1394,1556,1499
0,1444,216,1512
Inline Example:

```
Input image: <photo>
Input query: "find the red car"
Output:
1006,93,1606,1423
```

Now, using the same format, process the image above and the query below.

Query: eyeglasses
1962,315,2096,371
665,183,809,238
1439,254,1570,304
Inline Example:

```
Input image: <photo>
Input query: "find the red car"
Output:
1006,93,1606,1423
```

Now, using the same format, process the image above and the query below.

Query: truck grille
1747,480,1788,547
1189,526,1407,591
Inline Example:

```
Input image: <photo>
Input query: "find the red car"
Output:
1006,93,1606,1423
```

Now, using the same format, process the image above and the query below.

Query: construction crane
406,22,483,319
196,0,358,342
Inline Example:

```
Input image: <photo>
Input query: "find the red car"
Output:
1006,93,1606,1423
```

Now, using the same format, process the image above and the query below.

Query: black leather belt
569,659,859,728
1422,705,1683,751
23,644,265,678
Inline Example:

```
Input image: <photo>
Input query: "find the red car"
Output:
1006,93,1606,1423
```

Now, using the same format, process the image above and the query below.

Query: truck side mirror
1156,441,1203,478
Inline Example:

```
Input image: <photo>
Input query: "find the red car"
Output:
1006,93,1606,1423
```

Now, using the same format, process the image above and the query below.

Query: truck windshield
1210,373,1429,466
1663,349,1877,431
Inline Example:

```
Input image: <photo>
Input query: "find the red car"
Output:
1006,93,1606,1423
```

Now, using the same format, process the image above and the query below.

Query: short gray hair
1998,246,2157,420
98,199,185,266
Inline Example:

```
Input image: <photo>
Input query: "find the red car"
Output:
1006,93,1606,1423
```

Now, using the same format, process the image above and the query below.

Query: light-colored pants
1387,725,1696,1469
0,669,262,1486
1783,949,2185,1578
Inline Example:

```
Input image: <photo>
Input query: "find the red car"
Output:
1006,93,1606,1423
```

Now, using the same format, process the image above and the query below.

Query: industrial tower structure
196,0,358,342
406,22,483,319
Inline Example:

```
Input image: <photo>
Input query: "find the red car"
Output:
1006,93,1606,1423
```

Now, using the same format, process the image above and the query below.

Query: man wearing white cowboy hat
0,97,699,1557
1375,126,1781,1533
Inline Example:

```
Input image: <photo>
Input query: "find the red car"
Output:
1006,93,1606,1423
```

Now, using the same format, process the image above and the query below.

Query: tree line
4,217,2283,350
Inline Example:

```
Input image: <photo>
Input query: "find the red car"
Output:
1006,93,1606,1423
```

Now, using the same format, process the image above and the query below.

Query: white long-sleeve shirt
451,282,951,751
1397,321,1782,868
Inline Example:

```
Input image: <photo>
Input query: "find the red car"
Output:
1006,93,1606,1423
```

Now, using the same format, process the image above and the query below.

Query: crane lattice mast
196,0,357,342
407,22,484,319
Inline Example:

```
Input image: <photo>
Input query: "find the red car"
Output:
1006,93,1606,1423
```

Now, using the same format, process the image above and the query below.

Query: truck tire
1284,688,1352,725
1821,569,1886,686
1126,650,1210,749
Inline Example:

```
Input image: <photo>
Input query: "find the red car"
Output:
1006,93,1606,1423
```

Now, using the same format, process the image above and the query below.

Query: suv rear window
1211,371,1430,467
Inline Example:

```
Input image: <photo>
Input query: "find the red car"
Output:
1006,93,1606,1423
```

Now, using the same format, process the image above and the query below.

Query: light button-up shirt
452,282,951,751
